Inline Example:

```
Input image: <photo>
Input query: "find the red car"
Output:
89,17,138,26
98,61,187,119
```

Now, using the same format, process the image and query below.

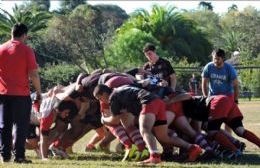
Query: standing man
201,48,239,103
189,73,200,96
0,23,41,163
201,48,239,133
143,43,177,91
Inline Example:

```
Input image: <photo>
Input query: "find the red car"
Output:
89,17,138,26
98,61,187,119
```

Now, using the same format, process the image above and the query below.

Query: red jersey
0,40,38,96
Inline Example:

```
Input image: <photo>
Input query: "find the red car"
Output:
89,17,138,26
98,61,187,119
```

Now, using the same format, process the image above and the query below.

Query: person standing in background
201,48,239,134
201,48,239,103
189,73,200,96
0,23,42,163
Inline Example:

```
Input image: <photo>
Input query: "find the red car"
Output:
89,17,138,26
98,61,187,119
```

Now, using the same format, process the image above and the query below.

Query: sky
0,0,259,15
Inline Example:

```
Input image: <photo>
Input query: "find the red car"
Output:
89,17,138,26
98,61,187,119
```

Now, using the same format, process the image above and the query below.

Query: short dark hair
143,43,156,52
212,48,225,59
93,84,112,98
125,68,139,77
57,100,78,120
11,23,28,38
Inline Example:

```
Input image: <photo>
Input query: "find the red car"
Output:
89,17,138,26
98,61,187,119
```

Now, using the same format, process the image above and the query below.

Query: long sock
195,133,213,151
222,130,238,143
53,138,73,151
128,129,146,152
242,130,260,147
107,125,132,149
213,132,238,152
221,130,241,147
86,143,95,150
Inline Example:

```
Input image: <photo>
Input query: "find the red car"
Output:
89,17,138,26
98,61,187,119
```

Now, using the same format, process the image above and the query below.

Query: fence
173,66,260,98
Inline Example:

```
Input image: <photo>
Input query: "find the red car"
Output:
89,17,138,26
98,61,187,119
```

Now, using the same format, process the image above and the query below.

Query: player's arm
202,77,209,97
29,69,42,102
165,93,191,104
169,73,177,91
233,78,239,103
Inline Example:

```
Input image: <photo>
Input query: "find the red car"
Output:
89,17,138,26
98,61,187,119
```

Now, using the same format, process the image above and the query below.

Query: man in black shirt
93,84,203,164
143,43,177,91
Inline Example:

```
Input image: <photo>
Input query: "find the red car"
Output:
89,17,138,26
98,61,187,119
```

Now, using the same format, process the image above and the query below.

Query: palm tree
221,31,245,54
124,5,183,46
118,4,212,63
199,1,214,11
0,4,51,40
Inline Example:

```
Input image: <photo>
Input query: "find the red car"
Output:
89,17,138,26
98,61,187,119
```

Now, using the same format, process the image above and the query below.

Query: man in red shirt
0,23,41,163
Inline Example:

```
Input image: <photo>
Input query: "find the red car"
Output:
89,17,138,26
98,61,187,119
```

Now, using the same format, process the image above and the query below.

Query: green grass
1,101,260,168
239,97,260,102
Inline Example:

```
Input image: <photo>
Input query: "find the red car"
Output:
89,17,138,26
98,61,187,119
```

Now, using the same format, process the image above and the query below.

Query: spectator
143,43,177,91
201,48,239,102
201,48,239,134
189,73,200,96
0,23,42,163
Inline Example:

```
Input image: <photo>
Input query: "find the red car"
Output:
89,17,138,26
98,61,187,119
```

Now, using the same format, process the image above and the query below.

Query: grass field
1,101,259,168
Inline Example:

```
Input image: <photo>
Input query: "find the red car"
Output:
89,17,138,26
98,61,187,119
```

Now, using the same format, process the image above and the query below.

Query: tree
220,6,260,59
105,29,162,70
228,4,238,13
220,31,246,57
30,0,50,11
59,0,86,13
172,58,201,91
198,1,213,11
94,4,128,28
37,4,117,71
117,4,212,64
39,63,82,90
183,8,223,48
0,4,51,41
16,0,50,13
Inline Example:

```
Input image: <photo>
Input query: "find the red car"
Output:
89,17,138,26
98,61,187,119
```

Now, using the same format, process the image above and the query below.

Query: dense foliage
0,1,259,95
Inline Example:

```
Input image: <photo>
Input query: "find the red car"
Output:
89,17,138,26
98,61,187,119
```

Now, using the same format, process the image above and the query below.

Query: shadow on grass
70,152,260,165
198,153,260,165
69,152,123,161
32,151,259,167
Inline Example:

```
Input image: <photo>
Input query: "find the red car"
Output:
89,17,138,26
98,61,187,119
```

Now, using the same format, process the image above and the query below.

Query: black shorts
27,124,38,139
80,101,102,128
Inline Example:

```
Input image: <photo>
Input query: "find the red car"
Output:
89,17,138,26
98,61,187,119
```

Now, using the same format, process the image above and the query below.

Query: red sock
242,130,260,147
86,143,95,150
221,130,240,145
151,153,160,159
107,125,132,149
53,139,62,147
213,132,238,152
128,129,146,152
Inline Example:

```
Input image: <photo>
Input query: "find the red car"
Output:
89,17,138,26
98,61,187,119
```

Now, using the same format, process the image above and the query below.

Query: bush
39,63,83,91
172,58,201,92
